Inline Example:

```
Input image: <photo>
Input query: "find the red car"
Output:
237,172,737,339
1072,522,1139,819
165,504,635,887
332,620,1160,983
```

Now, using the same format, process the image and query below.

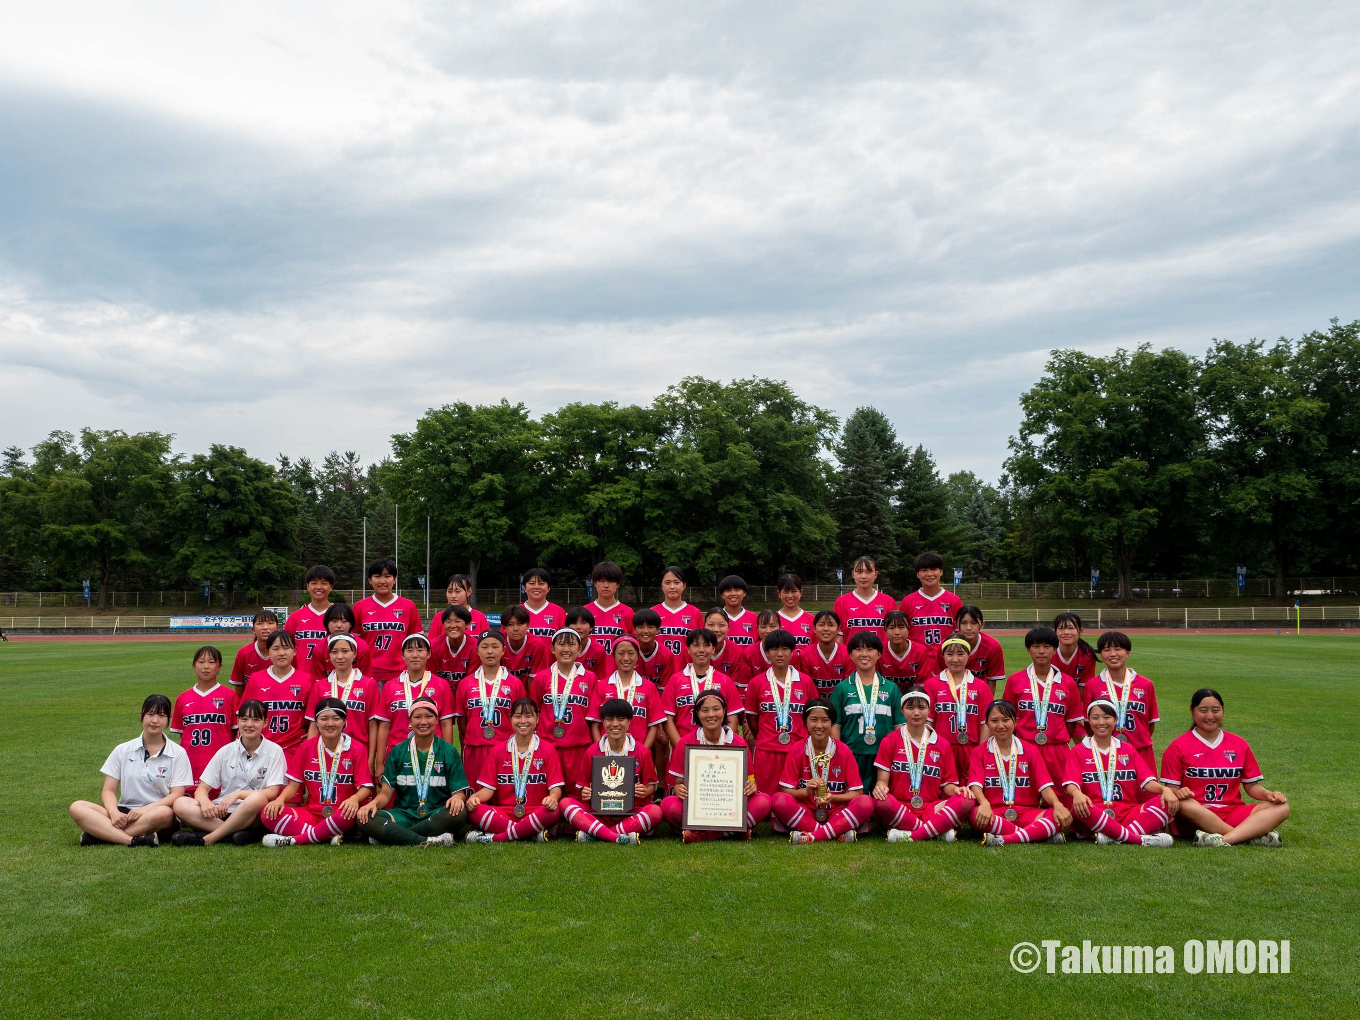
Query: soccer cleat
1095,833,1117,846
681,830,703,844
329,835,344,846
1193,829,1226,847
425,833,455,847
79,832,104,847
1139,833,1174,848
789,831,815,844
885,828,911,843
171,830,205,847
261,834,296,847
1248,830,1282,848
575,831,595,843
1044,833,1066,845
837,830,857,843
982,833,1005,846
465,831,493,844
615,833,640,846
368,837,382,846
532,831,550,843
940,829,957,843
128,833,159,847
231,829,263,846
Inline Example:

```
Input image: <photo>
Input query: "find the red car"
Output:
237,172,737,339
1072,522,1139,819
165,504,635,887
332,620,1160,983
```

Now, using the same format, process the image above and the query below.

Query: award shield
682,745,749,833
590,755,636,816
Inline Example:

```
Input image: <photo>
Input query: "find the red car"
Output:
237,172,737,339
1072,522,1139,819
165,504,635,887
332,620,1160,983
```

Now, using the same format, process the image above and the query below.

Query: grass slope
0,635,1353,1019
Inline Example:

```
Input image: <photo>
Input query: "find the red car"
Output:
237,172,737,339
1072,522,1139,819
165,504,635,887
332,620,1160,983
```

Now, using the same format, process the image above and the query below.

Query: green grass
1,635,1353,1019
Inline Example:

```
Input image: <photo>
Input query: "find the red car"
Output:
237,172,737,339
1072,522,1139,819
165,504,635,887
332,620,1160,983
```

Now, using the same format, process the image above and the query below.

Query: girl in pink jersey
428,573,490,644
521,566,565,639
1063,699,1177,846
701,607,746,686
653,566,706,659
661,628,743,745
955,605,1005,693
1000,626,1084,780
776,699,874,843
879,610,932,693
530,628,598,799
304,634,380,754
794,610,854,699
261,698,373,846
171,646,237,790
923,637,993,783
1161,688,1289,847
453,631,527,787
968,700,1073,845
318,604,372,675
744,629,816,798
1053,612,1098,695
587,636,665,748
230,611,278,691
241,631,312,752
630,609,676,687
561,697,664,845
465,699,563,843
775,573,815,647
736,609,781,694
660,690,770,842
1084,631,1159,771
565,606,610,678
718,575,758,650
429,606,478,684
873,686,972,842
585,560,634,654
833,556,898,643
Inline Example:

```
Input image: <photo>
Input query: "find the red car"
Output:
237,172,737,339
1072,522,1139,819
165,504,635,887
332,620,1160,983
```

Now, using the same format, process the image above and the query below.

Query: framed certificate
590,755,635,815
682,745,749,832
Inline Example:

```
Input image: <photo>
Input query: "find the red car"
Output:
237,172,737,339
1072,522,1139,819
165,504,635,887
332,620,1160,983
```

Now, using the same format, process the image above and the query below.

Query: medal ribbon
402,670,430,715
904,726,930,793
476,667,504,731
1027,664,1055,733
1101,669,1136,730
1090,739,1118,804
854,673,881,739
328,668,357,708
547,663,576,723
317,736,343,804
408,736,437,802
946,670,970,737
991,739,1018,805
768,668,794,731
610,671,636,705
689,665,715,704
510,734,537,801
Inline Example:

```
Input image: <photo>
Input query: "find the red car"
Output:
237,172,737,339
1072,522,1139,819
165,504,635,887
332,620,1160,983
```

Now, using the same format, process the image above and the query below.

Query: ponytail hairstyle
1052,611,1095,658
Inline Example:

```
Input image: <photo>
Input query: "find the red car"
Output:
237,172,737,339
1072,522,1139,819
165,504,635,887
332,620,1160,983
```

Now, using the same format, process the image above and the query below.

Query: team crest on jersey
342,758,352,769
1055,690,1067,700
1224,751,1237,762
1020,763,1029,774
831,767,842,778
213,698,224,708
394,610,404,618
930,751,940,763
434,762,444,773
290,686,301,696
533,759,543,769
1118,755,1129,765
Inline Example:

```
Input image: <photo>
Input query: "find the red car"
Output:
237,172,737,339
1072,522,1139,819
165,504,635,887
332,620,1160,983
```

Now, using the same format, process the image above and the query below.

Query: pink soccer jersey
283,605,331,676
1083,670,1159,750
454,672,526,751
373,673,455,749
735,643,771,693
777,609,815,648
1055,643,1099,693
1001,667,1083,744
230,641,271,689
428,607,490,643
1159,729,1262,807
576,638,609,680
241,668,313,750
922,671,992,746
968,737,1054,809
286,734,373,807
586,674,666,743
1065,737,1157,809
523,601,566,640
428,633,478,686
873,727,959,802
708,640,746,687
171,684,238,783
793,642,855,699
590,735,660,804
585,601,634,654
529,666,597,748
723,608,759,649
352,595,422,678
634,642,676,688
901,588,963,667
477,737,565,807
651,602,707,657
661,668,744,741
780,738,862,795
833,590,899,642
744,669,816,751
965,632,1006,688
304,672,381,745
879,640,931,690
501,635,550,684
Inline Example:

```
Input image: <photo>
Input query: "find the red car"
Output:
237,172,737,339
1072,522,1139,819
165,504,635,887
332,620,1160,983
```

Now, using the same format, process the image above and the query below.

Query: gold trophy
811,747,833,823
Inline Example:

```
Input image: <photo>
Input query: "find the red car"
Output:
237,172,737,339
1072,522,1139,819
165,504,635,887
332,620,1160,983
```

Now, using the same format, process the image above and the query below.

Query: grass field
1,635,1354,1019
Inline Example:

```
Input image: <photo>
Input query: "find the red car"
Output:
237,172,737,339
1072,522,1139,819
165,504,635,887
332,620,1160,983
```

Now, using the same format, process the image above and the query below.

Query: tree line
1,319,1355,608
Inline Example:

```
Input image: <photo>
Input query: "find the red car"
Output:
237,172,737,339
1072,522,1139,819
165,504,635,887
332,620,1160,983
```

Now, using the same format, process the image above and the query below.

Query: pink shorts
555,745,592,798
1175,801,1256,837
753,748,789,797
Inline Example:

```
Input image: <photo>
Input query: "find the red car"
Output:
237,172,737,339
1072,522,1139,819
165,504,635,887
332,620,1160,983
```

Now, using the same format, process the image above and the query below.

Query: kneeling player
172,699,286,845
873,686,972,842
772,699,873,843
968,700,1072,846
560,698,662,845
465,698,564,843
358,696,470,846
1063,699,1177,847
260,698,373,847
659,690,771,842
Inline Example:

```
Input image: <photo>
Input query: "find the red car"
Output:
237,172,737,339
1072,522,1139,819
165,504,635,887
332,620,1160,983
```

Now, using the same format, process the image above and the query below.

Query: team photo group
69,553,1291,851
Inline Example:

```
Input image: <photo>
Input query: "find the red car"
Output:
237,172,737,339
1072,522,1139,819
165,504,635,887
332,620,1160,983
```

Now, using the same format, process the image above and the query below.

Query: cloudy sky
2,1,1356,479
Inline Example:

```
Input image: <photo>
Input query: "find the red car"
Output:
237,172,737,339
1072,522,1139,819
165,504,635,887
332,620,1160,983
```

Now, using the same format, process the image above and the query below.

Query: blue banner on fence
170,615,253,629
486,613,502,627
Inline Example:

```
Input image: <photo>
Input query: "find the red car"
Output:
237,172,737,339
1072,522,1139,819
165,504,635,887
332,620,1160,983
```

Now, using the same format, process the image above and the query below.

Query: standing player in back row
775,574,815,648
522,566,565,639
901,552,962,674
283,565,337,676
428,574,490,645
833,556,898,643
719,575,758,649
586,561,634,654
353,558,422,682
653,566,706,658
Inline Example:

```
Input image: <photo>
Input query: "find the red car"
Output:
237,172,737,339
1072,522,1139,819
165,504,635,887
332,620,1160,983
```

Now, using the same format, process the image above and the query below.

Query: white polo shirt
101,735,194,808
198,737,287,810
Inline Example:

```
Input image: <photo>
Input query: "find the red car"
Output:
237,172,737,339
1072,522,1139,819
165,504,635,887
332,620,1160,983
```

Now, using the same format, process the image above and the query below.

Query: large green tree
170,446,302,609
830,407,903,576
1295,319,1360,575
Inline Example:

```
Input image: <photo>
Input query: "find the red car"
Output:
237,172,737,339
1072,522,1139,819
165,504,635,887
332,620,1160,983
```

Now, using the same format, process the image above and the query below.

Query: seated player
565,606,609,677
718,574,758,648
923,636,993,783
659,690,771,842
70,694,190,847
652,566,706,660
833,556,898,643
1053,612,1098,695
829,632,904,795
284,565,337,676
630,608,676,687
1001,626,1083,782
170,645,237,794
661,628,742,748
954,604,1005,693
1161,688,1290,847
305,634,379,751
453,631,527,787
968,700,1072,845
774,699,874,843
874,686,972,842
260,697,373,847
501,605,551,683
744,629,815,799
530,628,597,798
357,696,470,847
561,697,663,844
373,633,455,778
1063,699,1177,847
1083,631,1159,771
171,698,286,846
794,610,854,699
429,606,478,685
318,603,372,674
879,610,931,692
521,566,565,638
230,610,278,692
587,636,665,748
465,698,564,843
775,573,815,647
241,630,312,752
586,561,634,654
353,558,423,682
428,573,489,643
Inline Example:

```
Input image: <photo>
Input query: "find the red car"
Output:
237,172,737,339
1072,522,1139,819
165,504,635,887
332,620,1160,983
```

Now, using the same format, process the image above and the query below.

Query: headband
401,633,431,650
409,695,439,716
940,636,972,653
900,689,931,705
690,688,728,726
326,633,358,649
612,635,642,654
552,627,581,644
477,630,504,644
314,699,348,721
1086,698,1119,719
